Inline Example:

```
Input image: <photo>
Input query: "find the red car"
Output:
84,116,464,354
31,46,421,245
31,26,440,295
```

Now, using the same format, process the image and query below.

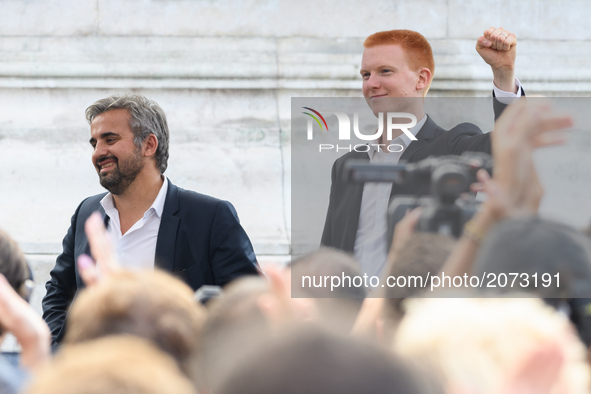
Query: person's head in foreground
0,228,31,306
474,216,591,346
394,298,590,394
64,270,207,383
475,216,591,299
217,327,441,394
24,335,195,394
383,232,456,320
199,276,298,392
290,248,365,332
361,29,434,117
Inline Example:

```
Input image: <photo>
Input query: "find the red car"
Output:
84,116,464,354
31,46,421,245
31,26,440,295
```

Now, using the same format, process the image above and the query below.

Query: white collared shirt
353,78,522,278
354,115,427,277
100,177,168,270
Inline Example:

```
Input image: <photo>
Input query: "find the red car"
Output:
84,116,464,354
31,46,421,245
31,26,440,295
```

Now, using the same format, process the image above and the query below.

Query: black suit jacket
42,179,259,345
321,93,519,252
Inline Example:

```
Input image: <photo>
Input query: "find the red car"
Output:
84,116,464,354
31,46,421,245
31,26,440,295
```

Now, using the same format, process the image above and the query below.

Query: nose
92,141,109,165
365,73,381,90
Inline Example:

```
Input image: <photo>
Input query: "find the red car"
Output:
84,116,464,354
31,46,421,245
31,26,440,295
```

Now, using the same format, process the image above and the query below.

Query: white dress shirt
100,176,168,270
353,79,522,277
354,116,427,277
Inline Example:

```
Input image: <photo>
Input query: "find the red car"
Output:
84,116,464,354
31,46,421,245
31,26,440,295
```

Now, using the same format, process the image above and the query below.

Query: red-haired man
321,28,522,277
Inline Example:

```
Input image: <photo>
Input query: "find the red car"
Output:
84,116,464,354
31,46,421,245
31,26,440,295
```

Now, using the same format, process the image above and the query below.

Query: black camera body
343,152,493,244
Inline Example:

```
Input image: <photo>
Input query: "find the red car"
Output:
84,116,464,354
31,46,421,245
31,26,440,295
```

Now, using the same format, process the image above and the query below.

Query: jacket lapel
400,115,437,162
82,204,109,257
155,179,180,272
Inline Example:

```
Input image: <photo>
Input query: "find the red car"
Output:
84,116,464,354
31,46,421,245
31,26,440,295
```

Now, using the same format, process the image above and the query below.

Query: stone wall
0,0,588,317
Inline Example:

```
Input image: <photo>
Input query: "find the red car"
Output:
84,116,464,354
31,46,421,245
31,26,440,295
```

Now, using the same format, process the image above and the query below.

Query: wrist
462,203,499,244
493,69,517,93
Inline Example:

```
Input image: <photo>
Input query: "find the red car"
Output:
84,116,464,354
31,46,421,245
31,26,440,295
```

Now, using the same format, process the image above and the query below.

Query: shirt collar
368,114,427,158
151,176,168,218
99,176,168,219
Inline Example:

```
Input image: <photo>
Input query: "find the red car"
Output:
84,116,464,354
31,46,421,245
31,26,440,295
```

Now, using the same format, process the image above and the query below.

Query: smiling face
360,44,430,115
89,109,145,195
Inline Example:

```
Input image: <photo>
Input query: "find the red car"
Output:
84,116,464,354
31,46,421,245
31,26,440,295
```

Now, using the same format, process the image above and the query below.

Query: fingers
494,100,572,150
476,35,492,50
484,27,517,51
531,129,569,148
470,182,483,193
536,114,573,134
352,297,385,337
395,207,422,237
483,27,495,40
476,168,492,184
77,254,99,287
391,207,423,255
84,211,119,274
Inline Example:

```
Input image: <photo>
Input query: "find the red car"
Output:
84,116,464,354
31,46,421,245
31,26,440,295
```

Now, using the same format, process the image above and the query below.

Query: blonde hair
65,270,207,381
394,298,590,394
25,335,195,394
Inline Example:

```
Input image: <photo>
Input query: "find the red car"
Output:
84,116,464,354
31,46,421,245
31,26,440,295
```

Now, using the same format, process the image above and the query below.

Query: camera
343,152,493,243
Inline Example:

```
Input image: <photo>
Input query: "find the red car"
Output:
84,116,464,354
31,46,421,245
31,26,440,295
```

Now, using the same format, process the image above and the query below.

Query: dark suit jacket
321,93,519,252
42,179,259,345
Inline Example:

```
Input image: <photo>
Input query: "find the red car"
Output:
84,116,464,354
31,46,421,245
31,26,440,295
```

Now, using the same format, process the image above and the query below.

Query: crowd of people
1,26,590,394
0,97,589,394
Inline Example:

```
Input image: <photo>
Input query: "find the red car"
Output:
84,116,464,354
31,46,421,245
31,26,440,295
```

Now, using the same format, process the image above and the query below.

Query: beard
97,148,144,195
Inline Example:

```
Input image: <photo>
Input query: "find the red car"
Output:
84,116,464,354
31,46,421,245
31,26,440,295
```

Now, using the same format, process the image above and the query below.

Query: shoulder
171,184,238,218
443,122,484,142
176,186,230,207
332,150,369,169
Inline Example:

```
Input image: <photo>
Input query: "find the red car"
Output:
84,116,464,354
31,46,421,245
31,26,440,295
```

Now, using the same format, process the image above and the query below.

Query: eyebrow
89,132,118,144
360,65,398,73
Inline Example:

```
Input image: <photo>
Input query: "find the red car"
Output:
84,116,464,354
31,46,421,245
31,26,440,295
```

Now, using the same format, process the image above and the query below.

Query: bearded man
42,94,259,346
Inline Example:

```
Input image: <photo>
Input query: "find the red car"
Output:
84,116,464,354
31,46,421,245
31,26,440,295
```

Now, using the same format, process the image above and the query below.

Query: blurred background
0,0,589,314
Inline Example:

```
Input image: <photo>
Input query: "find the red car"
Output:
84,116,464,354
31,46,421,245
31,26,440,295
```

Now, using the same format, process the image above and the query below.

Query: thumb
476,36,492,50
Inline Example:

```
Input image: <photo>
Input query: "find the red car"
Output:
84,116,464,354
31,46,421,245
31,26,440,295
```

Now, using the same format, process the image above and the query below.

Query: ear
142,134,159,158
416,67,432,92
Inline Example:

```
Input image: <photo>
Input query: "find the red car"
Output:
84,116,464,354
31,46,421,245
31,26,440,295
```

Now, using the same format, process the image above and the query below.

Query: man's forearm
493,67,517,94
441,204,497,277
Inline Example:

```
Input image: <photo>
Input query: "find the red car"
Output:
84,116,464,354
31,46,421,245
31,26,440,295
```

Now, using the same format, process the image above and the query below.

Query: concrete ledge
20,242,290,256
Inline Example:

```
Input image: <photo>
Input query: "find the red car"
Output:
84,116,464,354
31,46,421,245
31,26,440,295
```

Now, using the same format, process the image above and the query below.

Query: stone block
0,0,97,36
97,0,447,38
449,0,590,40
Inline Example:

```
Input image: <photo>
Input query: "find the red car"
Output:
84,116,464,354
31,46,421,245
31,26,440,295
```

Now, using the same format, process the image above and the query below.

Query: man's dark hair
85,93,170,173
217,327,441,394
0,229,30,297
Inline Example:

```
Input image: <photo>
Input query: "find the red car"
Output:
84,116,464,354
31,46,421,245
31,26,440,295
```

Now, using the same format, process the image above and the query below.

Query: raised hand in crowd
76,212,120,287
443,99,572,277
0,274,50,371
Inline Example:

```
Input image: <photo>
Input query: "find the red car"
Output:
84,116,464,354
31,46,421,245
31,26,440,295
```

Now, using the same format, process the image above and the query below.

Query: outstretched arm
0,274,50,370
476,26,518,93
443,99,572,277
